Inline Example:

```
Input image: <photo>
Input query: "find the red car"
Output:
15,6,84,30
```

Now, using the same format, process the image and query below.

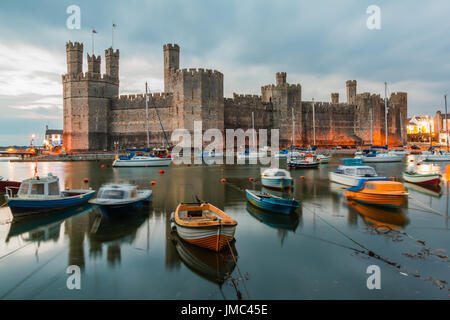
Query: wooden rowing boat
173,202,237,252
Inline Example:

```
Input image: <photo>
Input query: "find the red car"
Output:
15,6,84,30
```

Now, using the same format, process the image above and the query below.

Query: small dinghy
402,171,441,185
246,189,300,214
5,173,95,217
89,183,152,217
261,167,293,189
172,202,237,252
346,178,408,208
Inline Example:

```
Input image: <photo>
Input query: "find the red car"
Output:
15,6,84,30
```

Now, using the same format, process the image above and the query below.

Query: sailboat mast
445,94,448,151
370,105,373,145
312,98,316,146
252,111,256,151
384,82,388,147
292,107,295,147
145,82,150,149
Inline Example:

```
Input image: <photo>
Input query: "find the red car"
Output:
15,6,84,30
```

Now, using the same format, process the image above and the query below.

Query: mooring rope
226,240,251,300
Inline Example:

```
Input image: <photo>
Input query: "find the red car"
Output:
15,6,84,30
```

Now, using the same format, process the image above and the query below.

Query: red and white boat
0,176,21,194
402,171,441,185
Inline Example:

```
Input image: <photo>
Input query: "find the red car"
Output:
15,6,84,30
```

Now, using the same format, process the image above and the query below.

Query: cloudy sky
0,0,449,145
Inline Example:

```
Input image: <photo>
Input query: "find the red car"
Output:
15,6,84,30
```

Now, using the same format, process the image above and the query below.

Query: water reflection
88,206,149,267
6,204,96,244
170,231,237,289
347,200,409,230
404,182,442,198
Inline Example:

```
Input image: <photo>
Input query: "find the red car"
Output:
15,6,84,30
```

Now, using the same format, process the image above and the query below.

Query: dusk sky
0,0,449,145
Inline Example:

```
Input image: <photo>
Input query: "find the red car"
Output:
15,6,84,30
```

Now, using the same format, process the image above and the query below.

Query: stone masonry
63,42,407,152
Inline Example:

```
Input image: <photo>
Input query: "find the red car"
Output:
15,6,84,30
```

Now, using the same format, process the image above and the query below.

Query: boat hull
94,194,152,218
345,191,406,208
328,172,384,187
7,190,96,217
287,162,320,169
175,224,236,252
402,173,441,185
245,190,299,214
261,178,292,189
357,156,402,163
112,158,172,167
424,155,450,162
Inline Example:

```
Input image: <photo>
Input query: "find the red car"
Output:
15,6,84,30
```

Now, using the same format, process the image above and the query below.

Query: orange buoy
83,178,89,183
300,176,305,179
249,178,255,182
221,178,227,183
150,181,157,186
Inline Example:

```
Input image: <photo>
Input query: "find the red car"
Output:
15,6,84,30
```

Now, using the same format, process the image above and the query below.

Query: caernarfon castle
63,42,407,152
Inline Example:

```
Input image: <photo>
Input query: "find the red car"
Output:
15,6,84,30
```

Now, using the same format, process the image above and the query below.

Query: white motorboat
423,150,450,162
328,158,385,186
89,183,152,217
274,150,301,159
260,167,293,189
316,154,331,163
355,150,402,163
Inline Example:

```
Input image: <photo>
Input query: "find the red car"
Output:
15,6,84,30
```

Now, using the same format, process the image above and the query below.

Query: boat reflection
6,204,96,243
404,182,442,198
88,206,149,266
170,231,237,287
347,200,409,230
246,203,300,232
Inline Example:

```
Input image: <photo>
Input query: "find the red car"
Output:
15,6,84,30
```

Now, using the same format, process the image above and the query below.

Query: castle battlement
62,72,118,83
163,43,180,51
66,41,83,51
174,68,223,77
115,92,172,101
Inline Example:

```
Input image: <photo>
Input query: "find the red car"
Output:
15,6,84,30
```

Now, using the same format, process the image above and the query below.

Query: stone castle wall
62,41,407,152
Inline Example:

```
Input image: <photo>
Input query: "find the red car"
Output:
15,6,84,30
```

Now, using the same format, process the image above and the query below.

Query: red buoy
101,165,105,168
249,178,255,182
221,178,227,183
160,170,165,174
83,178,89,183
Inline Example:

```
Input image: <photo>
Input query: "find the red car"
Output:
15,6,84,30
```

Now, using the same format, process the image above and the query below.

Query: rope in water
226,239,251,300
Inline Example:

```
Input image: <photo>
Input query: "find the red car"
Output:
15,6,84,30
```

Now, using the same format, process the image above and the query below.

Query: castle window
191,89,194,100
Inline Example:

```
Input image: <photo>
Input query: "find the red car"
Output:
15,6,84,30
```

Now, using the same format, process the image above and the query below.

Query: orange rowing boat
173,203,237,252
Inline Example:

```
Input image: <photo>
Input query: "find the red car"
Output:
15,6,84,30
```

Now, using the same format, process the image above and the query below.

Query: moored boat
287,154,320,169
423,150,450,162
316,154,331,164
112,148,172,167
246,189,300,214
5,173,96,217
261,167,293,189
402,171,441,185
345,179,408,208
172,202,237,252
355,149,402,163
89,183,152,217
329,158,384,186
0,176,21,194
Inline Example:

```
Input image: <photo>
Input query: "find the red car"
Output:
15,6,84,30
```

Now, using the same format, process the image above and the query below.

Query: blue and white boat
89,183,152,217
5,173,96,217
246,189,300,214
112,148,172,167
329,158,384,186
261,168,293,189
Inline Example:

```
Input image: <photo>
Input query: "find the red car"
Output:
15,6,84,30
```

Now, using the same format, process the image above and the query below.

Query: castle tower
63,42,119,152
66,41,83,75
276,72,287,86
87,54,101,74
261,73,302,146
346,80,357,105
331,93,339,104
105,48,120,80
163,44,180,93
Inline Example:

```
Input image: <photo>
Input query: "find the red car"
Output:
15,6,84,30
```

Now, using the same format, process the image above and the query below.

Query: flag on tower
92,29,97,33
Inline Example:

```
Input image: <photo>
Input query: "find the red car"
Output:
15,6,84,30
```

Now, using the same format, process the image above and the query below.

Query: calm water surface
0,155,449,299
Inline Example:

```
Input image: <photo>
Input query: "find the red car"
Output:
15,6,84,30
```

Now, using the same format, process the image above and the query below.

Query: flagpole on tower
112,22,117,49
91,28,97,54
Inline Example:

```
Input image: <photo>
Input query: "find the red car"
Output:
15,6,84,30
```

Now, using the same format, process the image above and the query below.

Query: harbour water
0,155,449,299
